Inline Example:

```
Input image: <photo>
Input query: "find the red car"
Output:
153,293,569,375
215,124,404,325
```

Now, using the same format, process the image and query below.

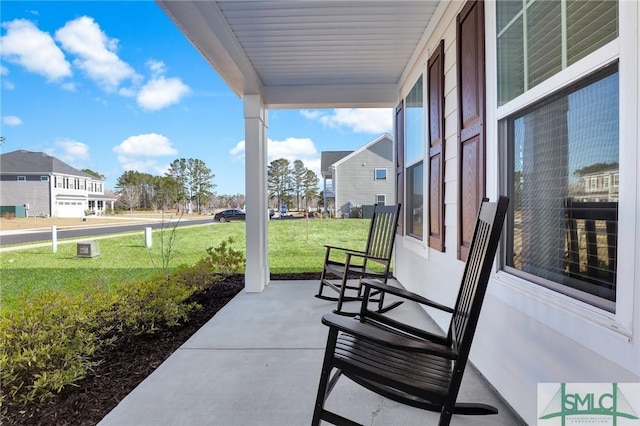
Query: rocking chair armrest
361,279,455,314
322,313,457,359
323,245,368,255
344,252,389,263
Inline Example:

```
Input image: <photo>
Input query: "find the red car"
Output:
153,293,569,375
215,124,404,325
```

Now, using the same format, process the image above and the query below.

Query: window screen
504,64,619,311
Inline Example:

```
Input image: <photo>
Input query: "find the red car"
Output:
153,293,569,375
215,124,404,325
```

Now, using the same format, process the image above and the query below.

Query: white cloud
115,157,168,175
229,141,245,159
113,133,178,157
230,137,321,177
300,109,322,120
2,115,23,126
0,19,71,81
268,137,318,162
0,66,8,75
46,139,90,165
114,133,177,173
146,59,166,77
302,108,393,134
55,16,137,92
137,76,190,111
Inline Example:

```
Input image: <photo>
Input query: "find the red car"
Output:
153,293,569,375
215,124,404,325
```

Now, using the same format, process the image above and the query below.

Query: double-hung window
498,0,619,312
405,76,424,240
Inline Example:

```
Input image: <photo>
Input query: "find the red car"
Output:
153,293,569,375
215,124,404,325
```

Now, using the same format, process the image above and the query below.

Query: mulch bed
1,272,321,426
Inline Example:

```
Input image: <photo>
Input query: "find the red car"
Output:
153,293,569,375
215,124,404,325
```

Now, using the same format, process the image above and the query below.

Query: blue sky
0,1,393,195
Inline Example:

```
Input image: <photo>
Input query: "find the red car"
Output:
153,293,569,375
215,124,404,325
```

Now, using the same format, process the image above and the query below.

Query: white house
0,149,115,217
157,1,639,424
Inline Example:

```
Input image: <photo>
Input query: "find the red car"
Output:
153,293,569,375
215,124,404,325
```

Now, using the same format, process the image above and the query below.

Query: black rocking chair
315,203,401,314
312,196,509,426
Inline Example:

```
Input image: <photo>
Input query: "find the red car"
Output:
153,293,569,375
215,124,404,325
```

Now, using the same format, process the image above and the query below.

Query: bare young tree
119,185,141,212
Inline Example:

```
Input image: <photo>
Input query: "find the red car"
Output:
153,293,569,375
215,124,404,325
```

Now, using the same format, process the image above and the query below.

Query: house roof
156,1,445,108
332,134,393,168
0,150,98,179
321,151,352,175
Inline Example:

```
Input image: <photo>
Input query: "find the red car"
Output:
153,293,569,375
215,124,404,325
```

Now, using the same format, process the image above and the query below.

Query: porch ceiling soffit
156,1,443,109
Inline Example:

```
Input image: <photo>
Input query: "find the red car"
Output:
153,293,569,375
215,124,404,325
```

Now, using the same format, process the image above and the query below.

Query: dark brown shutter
428,40,446,252
457,0,486,261
395,100,405,235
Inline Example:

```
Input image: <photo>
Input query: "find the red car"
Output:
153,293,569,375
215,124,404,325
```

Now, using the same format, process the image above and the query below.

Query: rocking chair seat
324,313,497,415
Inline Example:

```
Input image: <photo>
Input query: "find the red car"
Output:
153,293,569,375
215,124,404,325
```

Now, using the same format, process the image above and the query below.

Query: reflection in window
405,76,424,240
405,76,424,164
504,65,619,311
407,162,423,239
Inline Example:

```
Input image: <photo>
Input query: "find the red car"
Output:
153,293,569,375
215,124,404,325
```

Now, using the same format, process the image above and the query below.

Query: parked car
214,209,245,222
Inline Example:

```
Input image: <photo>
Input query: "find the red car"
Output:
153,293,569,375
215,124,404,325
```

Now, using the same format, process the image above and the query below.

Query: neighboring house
320,150,350,214
0,150,115,218
574,164,620,202
158,1,639,424
321,134,394,216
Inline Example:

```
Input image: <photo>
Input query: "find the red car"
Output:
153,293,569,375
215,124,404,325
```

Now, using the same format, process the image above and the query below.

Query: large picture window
503,64,619,312
405,76,424,239
497,0,618,106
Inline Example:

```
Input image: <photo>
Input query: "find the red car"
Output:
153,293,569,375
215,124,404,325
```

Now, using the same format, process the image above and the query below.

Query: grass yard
1,218,371,311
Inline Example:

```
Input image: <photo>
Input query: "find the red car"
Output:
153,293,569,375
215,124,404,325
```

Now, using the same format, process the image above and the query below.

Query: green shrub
202,237,245,277
169,261,222,293
0,244,237,406
109,273,198,336
0,290,114,404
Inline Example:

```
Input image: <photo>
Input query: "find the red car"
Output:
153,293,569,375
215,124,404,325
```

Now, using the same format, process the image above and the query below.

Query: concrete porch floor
98,280,526,425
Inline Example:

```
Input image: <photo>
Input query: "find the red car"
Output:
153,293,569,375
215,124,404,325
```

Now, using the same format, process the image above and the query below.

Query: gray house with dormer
321,134,394,216
0,150,114,218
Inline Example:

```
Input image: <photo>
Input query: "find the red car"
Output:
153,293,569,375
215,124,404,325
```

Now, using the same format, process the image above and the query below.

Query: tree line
114,158,215,213
108,157,320,213
268,158,319,211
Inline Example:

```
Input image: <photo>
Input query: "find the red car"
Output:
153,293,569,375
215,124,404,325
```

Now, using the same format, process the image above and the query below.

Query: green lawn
1,219,371,310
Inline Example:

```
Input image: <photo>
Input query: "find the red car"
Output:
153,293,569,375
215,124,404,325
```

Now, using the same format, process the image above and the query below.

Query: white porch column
244,94,269,292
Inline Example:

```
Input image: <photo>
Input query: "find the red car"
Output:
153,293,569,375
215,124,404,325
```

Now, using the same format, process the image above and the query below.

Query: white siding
394,2,640,424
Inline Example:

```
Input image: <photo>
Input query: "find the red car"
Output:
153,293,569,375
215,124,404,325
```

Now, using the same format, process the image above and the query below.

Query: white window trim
375,194,386,205
374,168,388,180
17,176,26,182
485,0,637,368
40,176,49,182
405,68,429,244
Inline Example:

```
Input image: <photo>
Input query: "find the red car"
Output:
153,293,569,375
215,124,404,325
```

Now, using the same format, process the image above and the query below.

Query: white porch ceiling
156,1,444,108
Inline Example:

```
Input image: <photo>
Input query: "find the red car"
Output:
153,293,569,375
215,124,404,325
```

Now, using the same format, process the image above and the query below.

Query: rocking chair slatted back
366,204,398,260
450,200,500,357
